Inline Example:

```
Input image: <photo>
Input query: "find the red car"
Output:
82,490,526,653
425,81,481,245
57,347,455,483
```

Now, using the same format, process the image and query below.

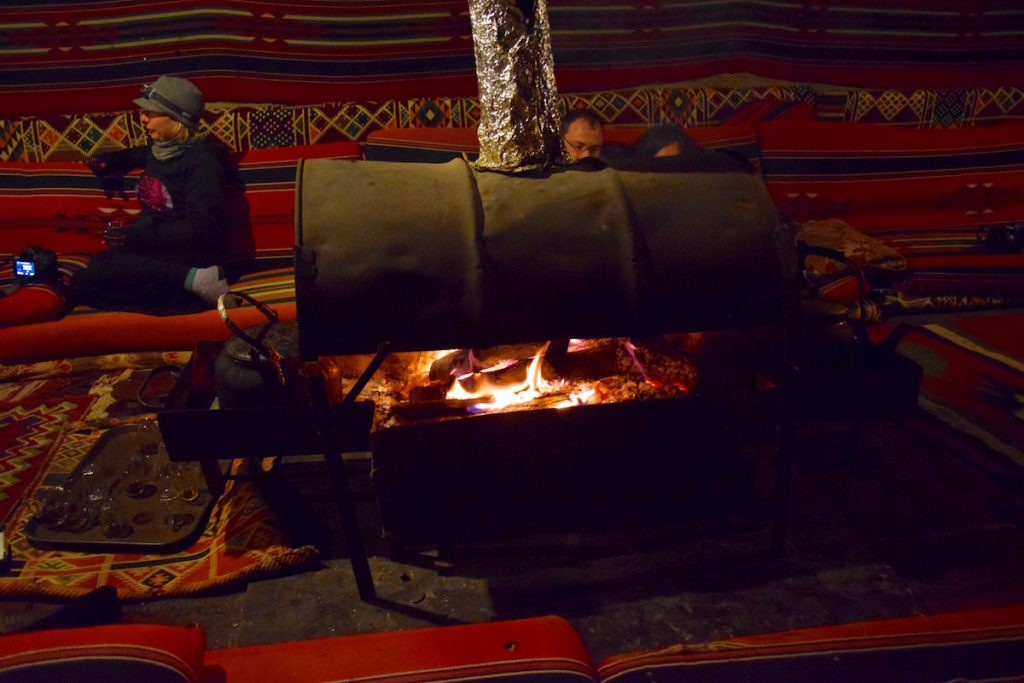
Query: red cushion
758,120,1024,272
815,274,868,306
598,605,1024,683
236,141,362,165
364,127,480,153
0,623,205,683
363,127,481,162
0,267,294,363
0,161,116,255
205,615,596,682
0,283,65,328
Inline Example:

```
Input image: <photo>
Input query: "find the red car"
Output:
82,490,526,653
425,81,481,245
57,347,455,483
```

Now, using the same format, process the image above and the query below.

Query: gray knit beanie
133,76,205,129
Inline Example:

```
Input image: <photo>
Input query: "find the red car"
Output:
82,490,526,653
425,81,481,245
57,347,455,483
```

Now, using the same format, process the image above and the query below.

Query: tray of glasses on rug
24,422,217,553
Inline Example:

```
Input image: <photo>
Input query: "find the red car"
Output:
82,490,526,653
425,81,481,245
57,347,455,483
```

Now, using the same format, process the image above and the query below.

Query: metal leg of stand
309,343,391,601
771,383,796,556
309,373,376,601
736,325,797,556
322,431,376,601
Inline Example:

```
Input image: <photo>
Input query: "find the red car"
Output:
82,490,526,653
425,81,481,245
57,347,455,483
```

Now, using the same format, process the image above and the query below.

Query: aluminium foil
468,0,564,172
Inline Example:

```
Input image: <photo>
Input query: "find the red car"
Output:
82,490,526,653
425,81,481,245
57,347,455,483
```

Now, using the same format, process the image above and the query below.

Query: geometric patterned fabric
0,386,92,529
816,87,1024,127
2,85,804,162
6,83,1024,162
0,356,317,600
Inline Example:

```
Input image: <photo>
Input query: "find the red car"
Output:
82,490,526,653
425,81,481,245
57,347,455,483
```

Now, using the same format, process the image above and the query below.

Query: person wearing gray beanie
71,75,232,313
134,75,205,131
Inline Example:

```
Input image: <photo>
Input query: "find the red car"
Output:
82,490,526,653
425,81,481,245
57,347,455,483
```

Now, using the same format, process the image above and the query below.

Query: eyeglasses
563,137,602,158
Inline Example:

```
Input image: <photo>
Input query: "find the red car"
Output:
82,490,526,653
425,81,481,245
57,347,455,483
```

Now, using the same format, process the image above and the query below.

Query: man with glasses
561,109,604,162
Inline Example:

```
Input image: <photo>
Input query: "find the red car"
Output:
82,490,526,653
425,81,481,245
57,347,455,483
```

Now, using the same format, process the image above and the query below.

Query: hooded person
604,124,755,174
70,75,232,314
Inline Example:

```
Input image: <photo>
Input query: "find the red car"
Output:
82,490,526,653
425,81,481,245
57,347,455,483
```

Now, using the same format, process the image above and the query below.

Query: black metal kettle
214,292,300,410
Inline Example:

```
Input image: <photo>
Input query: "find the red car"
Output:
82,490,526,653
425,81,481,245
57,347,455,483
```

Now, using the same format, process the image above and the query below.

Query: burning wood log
428,343,546,381
428,338,626,386
389,398,491,423
408,379,454,403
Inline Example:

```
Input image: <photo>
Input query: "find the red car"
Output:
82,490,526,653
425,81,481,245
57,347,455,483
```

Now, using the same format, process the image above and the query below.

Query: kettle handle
217,291,279,358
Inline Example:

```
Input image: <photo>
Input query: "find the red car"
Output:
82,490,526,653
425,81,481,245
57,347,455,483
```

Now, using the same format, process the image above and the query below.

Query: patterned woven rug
0,353,167,529
0,353,318,601
873,310,1024,473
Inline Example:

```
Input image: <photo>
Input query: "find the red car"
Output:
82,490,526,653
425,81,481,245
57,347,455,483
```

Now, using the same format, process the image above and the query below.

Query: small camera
14,259,36,279
12,246,58,282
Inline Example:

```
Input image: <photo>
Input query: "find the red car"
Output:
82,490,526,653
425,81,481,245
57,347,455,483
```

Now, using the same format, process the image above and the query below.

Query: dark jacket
94,141,226,264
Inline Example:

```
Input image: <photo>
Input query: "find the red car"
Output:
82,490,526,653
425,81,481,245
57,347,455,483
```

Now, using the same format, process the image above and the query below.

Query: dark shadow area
2,416,1021,658
281,414,1022,631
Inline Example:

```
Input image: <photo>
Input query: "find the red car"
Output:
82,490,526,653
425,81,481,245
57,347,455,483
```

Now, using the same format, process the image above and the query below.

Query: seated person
632,124,704,158
606,124,755,174
70,75,231,314
561,109,604,162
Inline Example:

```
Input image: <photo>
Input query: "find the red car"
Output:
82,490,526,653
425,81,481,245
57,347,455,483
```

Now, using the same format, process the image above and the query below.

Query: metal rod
770,382,795,556
343,342,391,406
309,371,376,600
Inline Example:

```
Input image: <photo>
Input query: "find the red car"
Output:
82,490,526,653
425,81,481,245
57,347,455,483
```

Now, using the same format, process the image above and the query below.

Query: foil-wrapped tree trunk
469,0,563,171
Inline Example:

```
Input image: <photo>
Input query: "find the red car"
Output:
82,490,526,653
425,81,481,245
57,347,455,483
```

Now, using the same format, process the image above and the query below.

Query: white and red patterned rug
0,353,317,600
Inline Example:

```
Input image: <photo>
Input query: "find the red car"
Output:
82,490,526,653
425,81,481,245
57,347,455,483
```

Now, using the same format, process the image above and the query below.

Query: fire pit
288,153,798,589
160,152,798,600
315,330,781,556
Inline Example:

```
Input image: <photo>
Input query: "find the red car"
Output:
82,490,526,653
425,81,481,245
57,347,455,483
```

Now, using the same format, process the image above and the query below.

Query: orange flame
438,337,692,414
446,341,567,413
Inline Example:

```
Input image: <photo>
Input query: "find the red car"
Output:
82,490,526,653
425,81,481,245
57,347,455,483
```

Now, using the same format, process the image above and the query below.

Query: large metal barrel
295,158,795,357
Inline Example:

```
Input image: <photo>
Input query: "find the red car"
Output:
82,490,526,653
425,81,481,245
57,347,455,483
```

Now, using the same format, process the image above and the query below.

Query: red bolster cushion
598,605,1024,683
0,265,295,363
205,615,596,682
0,283,66,328
0,623,206,683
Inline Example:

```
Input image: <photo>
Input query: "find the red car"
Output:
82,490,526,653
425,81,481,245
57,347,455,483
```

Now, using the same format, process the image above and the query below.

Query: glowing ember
555,385,596,409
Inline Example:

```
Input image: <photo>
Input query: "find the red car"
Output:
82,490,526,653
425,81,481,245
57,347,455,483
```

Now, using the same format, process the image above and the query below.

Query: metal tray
25,424,216,554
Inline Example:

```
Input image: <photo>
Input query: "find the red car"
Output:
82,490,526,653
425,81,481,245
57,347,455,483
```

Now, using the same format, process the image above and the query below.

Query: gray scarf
151,134,201,161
